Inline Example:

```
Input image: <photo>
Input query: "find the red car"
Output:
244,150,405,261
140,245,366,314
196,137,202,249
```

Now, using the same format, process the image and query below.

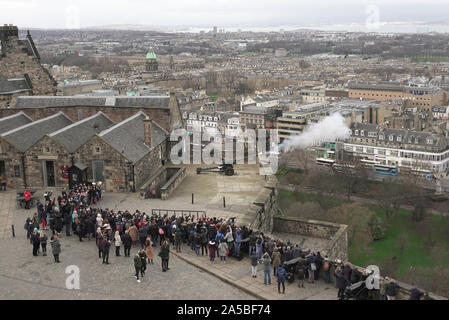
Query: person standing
250,252,258,278
200,226,208,256
335,267,348,300
208,240,216,262
234,229,242,258
102,236,111,264
159,240,170,272
262,252,272,285
0,174,6,191
386,279,399,300
96,228,104,259
174,225,183,253
194,232,201,256
272,248,281,276
114,231,121,257
307,253,316,284
122,230,132,257
31,229,40,256
134,253,142,283
296,257,306,288
128,224,138,246
50,235,61,263
37,200,45,230
218,240,228,263
145,237,154,264
323,257,331,284
276,265,286,294
139,249,147,277
40,231,48,256
24,189,32,209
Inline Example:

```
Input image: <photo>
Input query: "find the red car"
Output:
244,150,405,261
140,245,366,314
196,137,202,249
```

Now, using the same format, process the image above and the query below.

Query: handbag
311,263,317,271
226,248,230,256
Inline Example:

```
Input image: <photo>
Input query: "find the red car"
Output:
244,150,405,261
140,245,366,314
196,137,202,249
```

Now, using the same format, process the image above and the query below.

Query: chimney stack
144,115,153,148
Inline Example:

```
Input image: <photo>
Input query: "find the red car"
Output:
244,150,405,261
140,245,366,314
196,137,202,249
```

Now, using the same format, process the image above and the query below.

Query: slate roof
99,112,168,164
0,112,33,135
1,112,73,152
350,122,449,151
49,112,115,153
0,75,32,95
14,96,170,109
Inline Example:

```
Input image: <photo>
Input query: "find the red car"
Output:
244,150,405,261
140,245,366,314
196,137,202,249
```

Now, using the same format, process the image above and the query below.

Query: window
77,109,83,121
389,135,394,141
379,134,384,140
360,130,364,136
14,165,20,177
415,138,419,144
397,136,402,142
427,139,433,144
93,146,101,155
354,130,359,136
368,132,377,137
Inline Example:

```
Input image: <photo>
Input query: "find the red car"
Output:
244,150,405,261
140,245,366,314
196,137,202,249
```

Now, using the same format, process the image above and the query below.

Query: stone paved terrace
0,164,337,300
172,248,337,300
0,191,254,300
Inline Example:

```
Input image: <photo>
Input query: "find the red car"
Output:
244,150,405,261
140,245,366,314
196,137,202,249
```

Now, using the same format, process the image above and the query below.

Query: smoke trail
279,113,351,152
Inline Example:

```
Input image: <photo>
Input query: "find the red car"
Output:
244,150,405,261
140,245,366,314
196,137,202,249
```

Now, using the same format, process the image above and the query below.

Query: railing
151,209,206,219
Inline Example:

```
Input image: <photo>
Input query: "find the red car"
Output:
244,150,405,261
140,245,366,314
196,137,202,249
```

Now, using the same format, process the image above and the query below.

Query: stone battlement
0,25,18,39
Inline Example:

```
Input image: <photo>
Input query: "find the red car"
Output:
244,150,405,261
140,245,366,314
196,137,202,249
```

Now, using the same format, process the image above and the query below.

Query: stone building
0,112,73,189
0,93,183,132
0,112,33,183
0,25,57,97
76,112,169,192
344,122,449,172
0,110,170,191
0,74,32,108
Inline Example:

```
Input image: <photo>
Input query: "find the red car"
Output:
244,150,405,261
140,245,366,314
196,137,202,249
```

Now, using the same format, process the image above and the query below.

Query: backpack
324,261,330,271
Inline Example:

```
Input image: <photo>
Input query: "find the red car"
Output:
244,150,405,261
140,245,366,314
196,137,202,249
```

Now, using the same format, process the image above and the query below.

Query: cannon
196,164,234,176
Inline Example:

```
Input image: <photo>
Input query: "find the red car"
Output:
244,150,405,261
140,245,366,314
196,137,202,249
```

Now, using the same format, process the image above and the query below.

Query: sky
1,0,448,30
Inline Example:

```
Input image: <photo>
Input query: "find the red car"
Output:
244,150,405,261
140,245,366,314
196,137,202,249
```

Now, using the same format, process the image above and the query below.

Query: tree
368,214,386,241
412,203,427,222
333,159,368,201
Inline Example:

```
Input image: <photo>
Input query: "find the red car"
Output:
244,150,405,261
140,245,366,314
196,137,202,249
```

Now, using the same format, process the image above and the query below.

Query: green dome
146,52,157,60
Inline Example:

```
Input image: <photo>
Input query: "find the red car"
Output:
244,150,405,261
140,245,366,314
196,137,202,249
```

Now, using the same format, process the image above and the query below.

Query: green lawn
277,189,344,213
277,189,449,279
275,167,303,185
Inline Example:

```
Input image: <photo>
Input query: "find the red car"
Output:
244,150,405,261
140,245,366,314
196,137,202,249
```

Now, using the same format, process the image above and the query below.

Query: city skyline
1,0,449,31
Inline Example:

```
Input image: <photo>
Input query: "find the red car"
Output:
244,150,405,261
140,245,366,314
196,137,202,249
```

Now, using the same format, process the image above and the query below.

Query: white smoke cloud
279,113,351,152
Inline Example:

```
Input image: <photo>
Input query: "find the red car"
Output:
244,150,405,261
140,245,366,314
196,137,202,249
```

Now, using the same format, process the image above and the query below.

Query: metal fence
151,209,206,219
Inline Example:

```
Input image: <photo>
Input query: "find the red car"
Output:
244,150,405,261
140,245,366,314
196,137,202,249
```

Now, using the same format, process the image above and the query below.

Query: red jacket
24,191,31,201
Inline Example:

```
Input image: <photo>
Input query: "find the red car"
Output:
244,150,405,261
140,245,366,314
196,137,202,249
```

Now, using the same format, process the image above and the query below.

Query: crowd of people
23,184,432,299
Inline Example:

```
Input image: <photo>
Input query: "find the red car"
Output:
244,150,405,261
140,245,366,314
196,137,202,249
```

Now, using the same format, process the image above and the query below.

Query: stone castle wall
0,35,57,96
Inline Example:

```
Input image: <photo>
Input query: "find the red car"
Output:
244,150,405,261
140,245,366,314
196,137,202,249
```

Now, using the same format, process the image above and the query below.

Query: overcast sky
1,0,448,29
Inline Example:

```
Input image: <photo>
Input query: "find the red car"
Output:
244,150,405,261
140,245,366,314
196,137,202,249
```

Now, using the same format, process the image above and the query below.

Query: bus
316,158,335,166
374,164,398,176
411,168,435,181
332,163,356,172
360,159,379,169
